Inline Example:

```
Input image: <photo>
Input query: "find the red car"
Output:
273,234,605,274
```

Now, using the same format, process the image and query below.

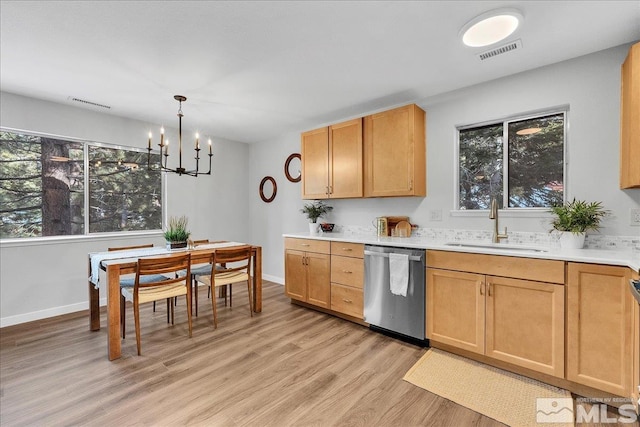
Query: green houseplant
164,215,191,249
300,200,333,233
549,199,608,249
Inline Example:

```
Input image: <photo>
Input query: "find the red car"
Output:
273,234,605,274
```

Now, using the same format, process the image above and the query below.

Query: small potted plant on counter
549,199,608,249
301,200,333,234
164,215,191,250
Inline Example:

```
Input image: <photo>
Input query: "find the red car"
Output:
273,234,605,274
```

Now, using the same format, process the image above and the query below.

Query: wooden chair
194,245,253,328
108,244,170,338
181,239,230,316
121,253,193,355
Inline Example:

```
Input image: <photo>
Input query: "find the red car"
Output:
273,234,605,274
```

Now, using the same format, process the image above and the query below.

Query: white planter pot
309,222,319,234
559,232,586,249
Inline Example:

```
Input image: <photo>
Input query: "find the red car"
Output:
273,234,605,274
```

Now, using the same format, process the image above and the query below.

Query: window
457,111,565,210
0,129,162,239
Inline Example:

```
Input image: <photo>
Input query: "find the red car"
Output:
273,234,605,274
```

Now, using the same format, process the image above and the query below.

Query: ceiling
1,1,639,144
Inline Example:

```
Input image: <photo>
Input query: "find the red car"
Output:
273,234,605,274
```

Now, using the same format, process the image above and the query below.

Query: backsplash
335,225,640,252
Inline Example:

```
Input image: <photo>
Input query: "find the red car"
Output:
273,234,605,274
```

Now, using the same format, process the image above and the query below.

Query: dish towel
389,253,409,297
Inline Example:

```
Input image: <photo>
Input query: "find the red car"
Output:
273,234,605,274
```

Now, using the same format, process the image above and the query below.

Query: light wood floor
0,282,629,426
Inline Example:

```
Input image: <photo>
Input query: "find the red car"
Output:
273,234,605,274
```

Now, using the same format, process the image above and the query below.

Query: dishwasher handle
364,250,423,262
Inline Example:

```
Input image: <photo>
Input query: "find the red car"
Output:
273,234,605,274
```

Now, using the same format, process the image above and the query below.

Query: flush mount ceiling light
460,8,523,47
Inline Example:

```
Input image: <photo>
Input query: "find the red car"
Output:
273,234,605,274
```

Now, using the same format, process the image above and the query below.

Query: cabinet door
364,104,426,197
620,42,640,189
427,268,485,354
284,250,307,301
328,118,363,198
306,252,331,308
485,276,565,377
301,127,329,199
567,263,633,396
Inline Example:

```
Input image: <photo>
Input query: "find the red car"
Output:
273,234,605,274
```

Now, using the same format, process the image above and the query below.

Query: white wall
249,44,640,282
0,92,251,326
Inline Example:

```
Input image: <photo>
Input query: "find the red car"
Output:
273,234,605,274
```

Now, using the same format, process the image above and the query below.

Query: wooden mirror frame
259,176,277,203
284,153,301,183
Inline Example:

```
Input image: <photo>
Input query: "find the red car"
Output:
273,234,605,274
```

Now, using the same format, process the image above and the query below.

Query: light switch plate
631,208,640,226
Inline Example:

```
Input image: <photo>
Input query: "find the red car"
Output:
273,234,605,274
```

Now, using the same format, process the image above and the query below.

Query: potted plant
300,200,333,234
164,215,191,250
549,199,608,249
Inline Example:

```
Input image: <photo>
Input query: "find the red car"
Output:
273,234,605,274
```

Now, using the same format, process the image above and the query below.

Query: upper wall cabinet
301,118,363,199
620,42,640,189
364,104,426,197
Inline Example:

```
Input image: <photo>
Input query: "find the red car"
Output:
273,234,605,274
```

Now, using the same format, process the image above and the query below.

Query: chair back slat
212,245,252,275
135,253,191,289
108,243,154,252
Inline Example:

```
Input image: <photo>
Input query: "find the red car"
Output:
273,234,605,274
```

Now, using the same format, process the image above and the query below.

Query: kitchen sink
444,242,549,253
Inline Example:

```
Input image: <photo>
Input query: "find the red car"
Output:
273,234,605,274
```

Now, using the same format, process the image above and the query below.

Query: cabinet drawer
427,250,564,284
331,283,363,319
331,255,364,289
285,238,330,254
330,241,364,258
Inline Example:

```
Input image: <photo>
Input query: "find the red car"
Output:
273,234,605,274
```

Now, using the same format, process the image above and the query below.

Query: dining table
88,241,262,360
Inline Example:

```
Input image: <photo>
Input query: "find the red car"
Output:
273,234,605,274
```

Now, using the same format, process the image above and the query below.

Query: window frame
453,107,568,215
0,127,166,244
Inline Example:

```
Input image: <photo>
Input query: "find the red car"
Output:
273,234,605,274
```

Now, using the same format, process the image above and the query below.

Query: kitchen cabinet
284,238,331,308
364,104,426,197
330,241,364,319
301,118,363,199
567,263,635,396
620,41,640,189
427,251,565,377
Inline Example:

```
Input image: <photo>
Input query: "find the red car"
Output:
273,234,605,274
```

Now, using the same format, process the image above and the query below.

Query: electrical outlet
429,209,442,221
631,208,640,226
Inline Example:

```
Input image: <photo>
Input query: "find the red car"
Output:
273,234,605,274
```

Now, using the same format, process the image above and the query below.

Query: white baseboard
0,298,107,328
263,274,284,285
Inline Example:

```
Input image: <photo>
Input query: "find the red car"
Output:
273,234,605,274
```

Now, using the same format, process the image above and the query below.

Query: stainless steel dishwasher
363,245,426,344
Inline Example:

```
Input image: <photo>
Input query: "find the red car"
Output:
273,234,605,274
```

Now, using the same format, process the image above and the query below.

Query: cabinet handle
488,283,492,297
342,299,352,304
342,248,352,251
342,270,352,274
301,243,310,246
409,179,413,191
329,185,333,194
302,256,306,265
326,185,330,195
479,283,484,296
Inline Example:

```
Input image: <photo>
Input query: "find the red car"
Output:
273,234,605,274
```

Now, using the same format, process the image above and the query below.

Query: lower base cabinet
285,238,364,319
567,262,635,397
284,239,331,308
427,251,565,378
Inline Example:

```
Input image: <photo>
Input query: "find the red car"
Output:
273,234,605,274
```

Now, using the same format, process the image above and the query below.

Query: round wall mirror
284,153,301,183
259,176,277,203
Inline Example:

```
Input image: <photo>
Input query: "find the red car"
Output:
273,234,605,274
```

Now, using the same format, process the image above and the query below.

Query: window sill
0,230,164,248
450,209,552,218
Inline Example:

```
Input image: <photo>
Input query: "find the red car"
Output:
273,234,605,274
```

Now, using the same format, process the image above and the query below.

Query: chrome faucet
489,196,508,243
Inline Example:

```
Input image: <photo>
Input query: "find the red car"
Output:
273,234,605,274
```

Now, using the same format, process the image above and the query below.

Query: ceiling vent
67,96,111,110
477,39,522,61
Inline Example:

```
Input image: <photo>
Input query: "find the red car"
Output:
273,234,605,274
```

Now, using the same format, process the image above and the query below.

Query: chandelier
147,95,212,177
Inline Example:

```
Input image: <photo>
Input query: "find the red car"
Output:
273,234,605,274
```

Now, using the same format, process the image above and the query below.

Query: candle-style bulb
208,139,212,155
161,127,165,135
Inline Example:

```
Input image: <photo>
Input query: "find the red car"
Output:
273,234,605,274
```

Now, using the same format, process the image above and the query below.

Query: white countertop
283,232,640,273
